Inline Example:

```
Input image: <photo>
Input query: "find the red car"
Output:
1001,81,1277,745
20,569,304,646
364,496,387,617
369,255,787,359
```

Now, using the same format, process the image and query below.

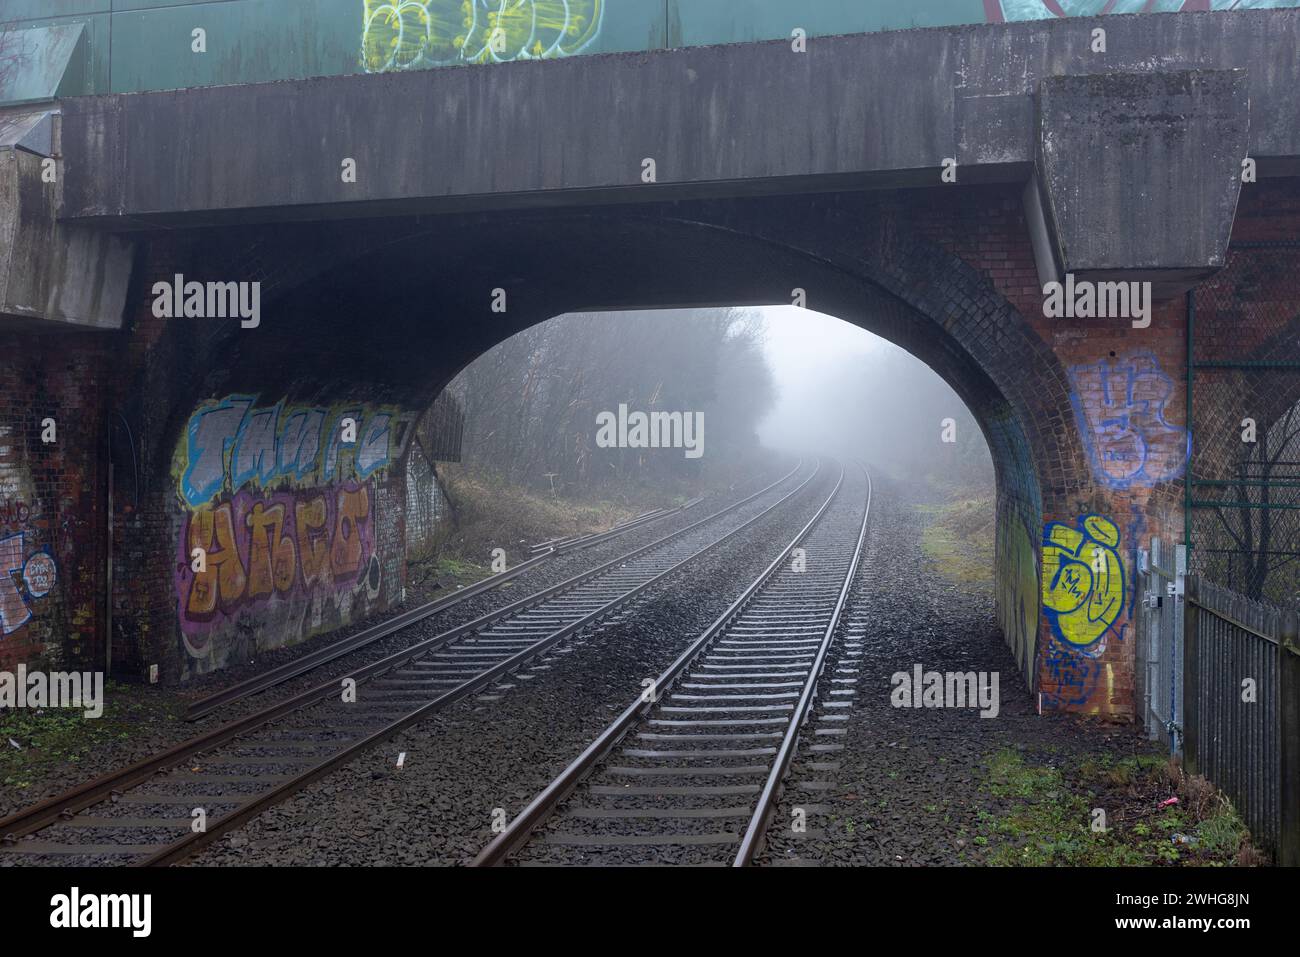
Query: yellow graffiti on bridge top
362,1,605,72
1042,514,1124,648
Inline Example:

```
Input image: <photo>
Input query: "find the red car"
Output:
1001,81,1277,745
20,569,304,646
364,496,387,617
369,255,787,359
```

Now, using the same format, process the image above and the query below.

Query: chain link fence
1188,241,1300,611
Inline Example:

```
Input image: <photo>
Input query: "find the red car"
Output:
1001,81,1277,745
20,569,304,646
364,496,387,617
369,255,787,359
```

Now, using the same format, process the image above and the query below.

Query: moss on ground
975,748,1263,866
0,681,182,793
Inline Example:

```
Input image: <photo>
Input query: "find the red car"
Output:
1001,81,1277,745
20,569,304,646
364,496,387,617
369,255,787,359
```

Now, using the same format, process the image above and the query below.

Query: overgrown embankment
760,480,1266,868
975,748,1264,866
411,463,686,591
918,493,996,588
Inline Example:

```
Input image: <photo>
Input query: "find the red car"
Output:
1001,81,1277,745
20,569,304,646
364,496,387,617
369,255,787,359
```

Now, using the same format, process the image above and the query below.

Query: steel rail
134,459,824,867
472,461,860,867
733,461,871,865
2,461,803,845
531,501,693,553
0,460,818,863
182,548,557,722
181,467,782,720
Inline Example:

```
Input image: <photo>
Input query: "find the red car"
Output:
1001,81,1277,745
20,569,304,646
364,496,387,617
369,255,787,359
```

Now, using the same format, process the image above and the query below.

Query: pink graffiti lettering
177,483,373,636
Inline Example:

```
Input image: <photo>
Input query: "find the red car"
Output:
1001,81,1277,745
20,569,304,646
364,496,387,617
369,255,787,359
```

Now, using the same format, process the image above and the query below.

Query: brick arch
115,194,1099,698
608,196,1091,688
239,196,1077,693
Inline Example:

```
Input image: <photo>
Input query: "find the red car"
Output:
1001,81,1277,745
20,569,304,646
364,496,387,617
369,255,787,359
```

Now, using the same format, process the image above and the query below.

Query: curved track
473,461,872,867
182,485,717,720
0,460,823,866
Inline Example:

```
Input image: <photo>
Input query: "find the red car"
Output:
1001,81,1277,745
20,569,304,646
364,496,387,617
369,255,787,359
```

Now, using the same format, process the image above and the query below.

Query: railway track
183,486,713,720
0,459,824,867
473,460,872,867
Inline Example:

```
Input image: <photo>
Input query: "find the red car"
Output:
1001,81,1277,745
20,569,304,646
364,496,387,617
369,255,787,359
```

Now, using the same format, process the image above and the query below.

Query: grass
918,495,995,586
975,748,1263,866
438,464,665,567
980,748,1140,865
406,465,681,595
0,680,182,792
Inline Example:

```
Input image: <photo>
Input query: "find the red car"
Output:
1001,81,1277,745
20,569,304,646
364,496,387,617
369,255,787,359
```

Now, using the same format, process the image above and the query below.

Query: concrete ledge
1032,69,1248,299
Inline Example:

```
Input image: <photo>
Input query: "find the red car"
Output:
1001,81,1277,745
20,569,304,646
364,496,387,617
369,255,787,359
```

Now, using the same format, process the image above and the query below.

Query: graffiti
361,0,604,72
985,0,1289,21
22,552,56,598
0,533,57,636
1041,639,1102,709
177,483,372,641
1068,352,1190,489
1042,515,1124,649
173,394,410,661
178,395,398,508
997,511,1039,681
0,500,31,530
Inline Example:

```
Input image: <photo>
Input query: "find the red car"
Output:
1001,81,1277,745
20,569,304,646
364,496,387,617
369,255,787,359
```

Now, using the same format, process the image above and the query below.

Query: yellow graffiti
362,0,604,72
1041,515,1124,648
997,512,1038,678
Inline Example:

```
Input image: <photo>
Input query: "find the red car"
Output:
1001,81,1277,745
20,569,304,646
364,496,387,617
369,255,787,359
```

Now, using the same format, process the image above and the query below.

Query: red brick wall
0,332,110,674
905,187,1190,718
107,235,420,683
6,179,1292,712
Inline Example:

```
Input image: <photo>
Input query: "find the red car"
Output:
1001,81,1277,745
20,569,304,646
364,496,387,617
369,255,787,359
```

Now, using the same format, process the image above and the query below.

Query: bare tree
0,24,33,100
1209,402,1300,603
453,309,774,496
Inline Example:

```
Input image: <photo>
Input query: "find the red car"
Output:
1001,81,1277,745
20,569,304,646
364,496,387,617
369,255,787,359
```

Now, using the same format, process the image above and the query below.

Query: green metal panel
4,12,109,94
0,1,109,21
591,0,669,55
110,0,361,93
674,0,991,45
0,23,87,103
7,0,1300,96
112,0,242,9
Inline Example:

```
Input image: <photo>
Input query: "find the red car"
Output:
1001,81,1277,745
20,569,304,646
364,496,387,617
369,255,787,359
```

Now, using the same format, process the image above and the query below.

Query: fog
756,307,994,488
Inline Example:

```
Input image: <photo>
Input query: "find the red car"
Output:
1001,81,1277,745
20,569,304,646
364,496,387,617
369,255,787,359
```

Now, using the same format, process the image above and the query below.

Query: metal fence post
1183,573,1200,776
1280,611,1300,867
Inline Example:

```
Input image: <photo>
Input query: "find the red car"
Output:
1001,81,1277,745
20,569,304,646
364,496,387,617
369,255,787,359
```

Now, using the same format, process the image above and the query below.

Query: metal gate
1136,538,1185,753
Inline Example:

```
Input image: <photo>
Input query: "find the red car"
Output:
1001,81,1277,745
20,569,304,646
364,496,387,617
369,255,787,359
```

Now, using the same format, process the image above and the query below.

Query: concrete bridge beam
1029,69,1250,300
0,109,131,331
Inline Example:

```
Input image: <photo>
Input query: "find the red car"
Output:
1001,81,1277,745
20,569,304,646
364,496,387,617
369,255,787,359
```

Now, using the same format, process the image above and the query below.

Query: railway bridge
2,1,1299,720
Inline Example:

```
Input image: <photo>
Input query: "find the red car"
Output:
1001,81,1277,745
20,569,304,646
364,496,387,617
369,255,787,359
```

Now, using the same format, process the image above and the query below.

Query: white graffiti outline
362,0,604,72
364,1,433,72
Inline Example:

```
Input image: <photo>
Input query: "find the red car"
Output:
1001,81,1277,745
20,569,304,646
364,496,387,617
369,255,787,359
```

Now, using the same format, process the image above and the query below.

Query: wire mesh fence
1189,241,1300,611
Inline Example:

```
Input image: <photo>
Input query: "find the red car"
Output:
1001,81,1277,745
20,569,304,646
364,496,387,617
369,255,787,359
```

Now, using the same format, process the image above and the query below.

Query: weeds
975,747,1263,866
